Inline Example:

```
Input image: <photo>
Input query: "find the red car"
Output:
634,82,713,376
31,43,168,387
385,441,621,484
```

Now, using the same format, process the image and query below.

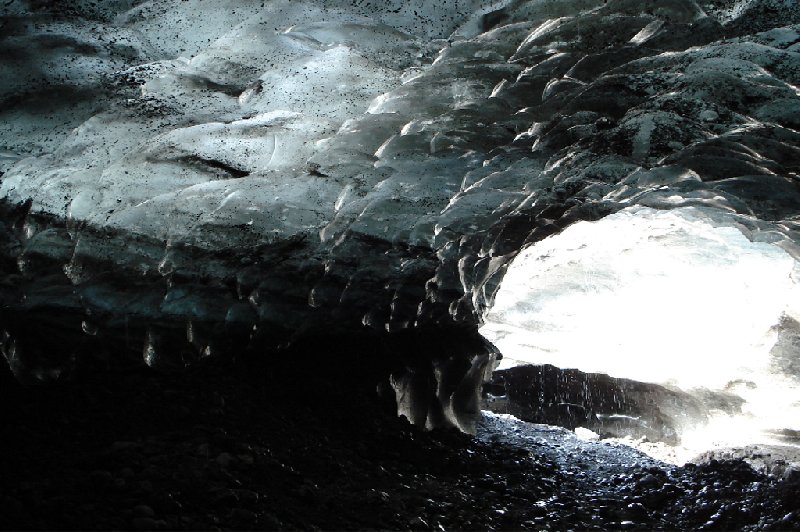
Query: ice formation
1,0,800,433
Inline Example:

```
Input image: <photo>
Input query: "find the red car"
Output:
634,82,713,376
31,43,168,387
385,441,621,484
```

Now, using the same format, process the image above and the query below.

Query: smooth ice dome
1,0,800,434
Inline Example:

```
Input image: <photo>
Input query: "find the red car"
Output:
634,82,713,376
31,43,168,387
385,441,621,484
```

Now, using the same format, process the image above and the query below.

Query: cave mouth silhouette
480,205,800,461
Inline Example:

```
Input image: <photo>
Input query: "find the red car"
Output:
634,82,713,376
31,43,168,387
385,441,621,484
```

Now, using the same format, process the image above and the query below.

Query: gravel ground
1,355,799,530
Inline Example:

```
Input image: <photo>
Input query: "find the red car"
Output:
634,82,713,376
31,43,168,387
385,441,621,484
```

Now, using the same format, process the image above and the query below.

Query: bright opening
480,205,800,463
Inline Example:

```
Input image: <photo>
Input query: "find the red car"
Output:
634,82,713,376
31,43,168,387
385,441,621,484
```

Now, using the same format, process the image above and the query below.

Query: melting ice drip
480,206,800,459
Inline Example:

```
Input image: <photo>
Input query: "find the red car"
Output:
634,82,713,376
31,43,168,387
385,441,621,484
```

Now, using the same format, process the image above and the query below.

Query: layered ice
1,0,800,432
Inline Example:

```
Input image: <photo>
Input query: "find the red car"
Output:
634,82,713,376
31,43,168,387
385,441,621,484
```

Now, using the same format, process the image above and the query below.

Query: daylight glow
480,206,800,454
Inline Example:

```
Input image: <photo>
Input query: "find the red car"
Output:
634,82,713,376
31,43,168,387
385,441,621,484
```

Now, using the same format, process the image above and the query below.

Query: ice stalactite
1,0,799,432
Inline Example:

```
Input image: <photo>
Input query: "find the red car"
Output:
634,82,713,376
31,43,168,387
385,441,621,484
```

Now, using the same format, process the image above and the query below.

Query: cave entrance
480,205,800,462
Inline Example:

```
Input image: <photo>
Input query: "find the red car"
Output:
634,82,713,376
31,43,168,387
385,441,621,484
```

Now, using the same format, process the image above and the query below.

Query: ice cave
1,0,800,529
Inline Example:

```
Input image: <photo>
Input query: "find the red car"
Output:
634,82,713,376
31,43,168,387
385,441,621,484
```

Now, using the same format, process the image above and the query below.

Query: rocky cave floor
1,355,799,531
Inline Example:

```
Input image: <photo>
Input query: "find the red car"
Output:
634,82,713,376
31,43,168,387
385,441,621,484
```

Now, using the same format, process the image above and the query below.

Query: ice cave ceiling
1,0,800,425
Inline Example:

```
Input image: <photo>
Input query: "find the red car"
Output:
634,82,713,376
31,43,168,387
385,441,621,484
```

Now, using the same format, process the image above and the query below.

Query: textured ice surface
1,0,800,400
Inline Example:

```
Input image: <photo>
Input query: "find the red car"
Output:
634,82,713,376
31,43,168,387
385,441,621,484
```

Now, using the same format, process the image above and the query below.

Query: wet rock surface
1,355,798,531
485,364,744,444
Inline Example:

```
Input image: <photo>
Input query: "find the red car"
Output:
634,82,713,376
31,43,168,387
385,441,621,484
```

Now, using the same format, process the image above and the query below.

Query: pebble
411,516,429,528
699,109,719,122
133,505,155,518
90,470,114,487
229,508,257,525
237,453,255,466
637,474,660,490
233,489,259,508
111,441,139,451
625,502,648,519
216,452,235,469
782,465,800,482
132,517,159,530
210,488,238,507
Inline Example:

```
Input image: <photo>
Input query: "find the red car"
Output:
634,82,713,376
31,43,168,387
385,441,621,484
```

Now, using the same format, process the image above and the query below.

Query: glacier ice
1,0,800,433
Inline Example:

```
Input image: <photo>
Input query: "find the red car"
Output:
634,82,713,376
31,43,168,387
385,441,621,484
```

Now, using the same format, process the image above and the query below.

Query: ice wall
1,0,800,430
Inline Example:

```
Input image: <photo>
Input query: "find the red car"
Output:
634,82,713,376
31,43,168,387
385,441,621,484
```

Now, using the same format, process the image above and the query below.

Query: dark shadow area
2,344,800,530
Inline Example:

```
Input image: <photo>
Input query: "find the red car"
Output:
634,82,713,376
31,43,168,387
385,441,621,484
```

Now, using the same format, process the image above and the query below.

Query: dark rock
210,488,239,508
228,508,257,528
89,470,114,488
484,364,741,444
233,489,259,508
216,452,235,469
132,517,159,530
637,474,661,490
133,505,155,518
